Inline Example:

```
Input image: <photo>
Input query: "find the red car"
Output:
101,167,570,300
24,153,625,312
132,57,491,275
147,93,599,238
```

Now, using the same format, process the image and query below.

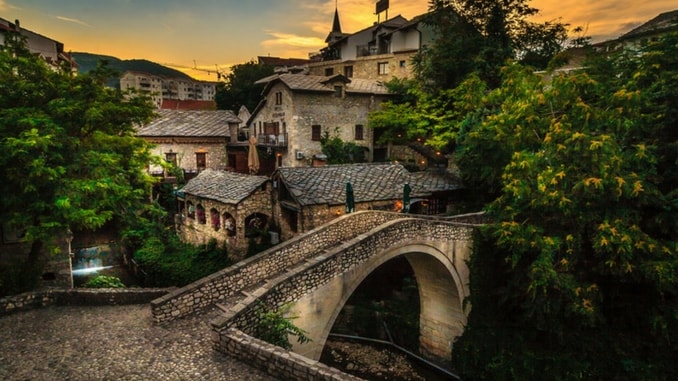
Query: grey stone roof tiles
256,74,389,95
137,109,240,137
179,169,269,204
277,163,462,206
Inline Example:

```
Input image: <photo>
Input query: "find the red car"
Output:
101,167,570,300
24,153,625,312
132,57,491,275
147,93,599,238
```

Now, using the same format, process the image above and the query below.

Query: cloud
0,0,18,11
54,15,91,27
261,31,326,49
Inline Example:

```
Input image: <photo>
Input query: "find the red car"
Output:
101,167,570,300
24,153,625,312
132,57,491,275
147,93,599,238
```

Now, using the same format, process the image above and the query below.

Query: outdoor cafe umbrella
248,135,260,174
346,181,355,213
402,182,411,213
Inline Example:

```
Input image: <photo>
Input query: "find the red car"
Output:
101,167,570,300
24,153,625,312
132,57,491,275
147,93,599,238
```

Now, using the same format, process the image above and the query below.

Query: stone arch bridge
152,210,483,367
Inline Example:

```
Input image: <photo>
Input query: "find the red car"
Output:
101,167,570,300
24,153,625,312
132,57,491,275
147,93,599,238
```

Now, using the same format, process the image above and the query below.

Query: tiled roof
258,56,310,66
179,169,269,204
622,10,678,39
276,163,462,206
137,109,239,137
160,99,217,110
256,74,389,95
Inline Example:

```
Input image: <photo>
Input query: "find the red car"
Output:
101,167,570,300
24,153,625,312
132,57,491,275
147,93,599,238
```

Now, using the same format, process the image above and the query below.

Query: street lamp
66,228,74,288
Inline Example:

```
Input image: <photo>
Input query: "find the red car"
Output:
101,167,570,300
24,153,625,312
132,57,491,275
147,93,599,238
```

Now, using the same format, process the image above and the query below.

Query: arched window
196,204,206,224
187,201,195,219
223,212,236,237
210,208,220,231
245,213,269,237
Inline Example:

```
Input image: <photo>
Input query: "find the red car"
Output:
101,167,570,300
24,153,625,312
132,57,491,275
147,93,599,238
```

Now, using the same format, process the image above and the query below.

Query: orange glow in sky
2,0,675,80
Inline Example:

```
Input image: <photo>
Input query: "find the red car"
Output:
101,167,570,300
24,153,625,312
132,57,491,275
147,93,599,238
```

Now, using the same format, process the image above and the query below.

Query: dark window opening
312,125,322,141
355,124,364,140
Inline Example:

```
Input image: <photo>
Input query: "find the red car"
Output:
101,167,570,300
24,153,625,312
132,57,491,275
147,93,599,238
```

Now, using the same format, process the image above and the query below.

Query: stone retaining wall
151,211,406,323
0,288,173,317
218,328,363,381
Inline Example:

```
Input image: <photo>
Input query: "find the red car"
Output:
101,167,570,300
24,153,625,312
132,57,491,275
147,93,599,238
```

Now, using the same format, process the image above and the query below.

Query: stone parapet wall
151,211,405,323
0,288,173,317
213,218,473,342
217,328,363,381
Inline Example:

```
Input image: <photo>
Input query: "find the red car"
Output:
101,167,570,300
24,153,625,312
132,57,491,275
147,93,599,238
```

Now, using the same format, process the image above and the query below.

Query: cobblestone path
0,304,278,381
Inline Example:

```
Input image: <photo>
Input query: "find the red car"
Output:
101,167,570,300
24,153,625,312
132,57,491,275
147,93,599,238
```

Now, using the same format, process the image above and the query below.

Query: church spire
331,2,342,33
326,1,347,43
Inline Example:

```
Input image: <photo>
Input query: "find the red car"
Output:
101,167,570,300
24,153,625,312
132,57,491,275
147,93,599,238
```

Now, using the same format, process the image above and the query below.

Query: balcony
257,133,288,147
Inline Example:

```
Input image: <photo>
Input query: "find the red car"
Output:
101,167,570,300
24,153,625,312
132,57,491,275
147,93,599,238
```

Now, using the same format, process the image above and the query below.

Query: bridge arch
291,239,470,361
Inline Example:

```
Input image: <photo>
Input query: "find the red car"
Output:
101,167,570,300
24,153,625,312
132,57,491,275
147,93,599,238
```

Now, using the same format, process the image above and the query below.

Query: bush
84,275,126,288
256,303,311,350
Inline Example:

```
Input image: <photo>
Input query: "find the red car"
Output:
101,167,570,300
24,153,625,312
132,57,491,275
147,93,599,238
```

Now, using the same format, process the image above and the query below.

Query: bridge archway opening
297,242,466,363
325,256,420,349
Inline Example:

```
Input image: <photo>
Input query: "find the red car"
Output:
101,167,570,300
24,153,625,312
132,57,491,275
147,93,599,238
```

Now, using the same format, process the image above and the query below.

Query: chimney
14,19,20,31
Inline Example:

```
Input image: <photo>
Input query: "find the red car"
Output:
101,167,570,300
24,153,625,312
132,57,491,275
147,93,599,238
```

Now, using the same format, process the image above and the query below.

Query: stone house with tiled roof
248,73,391,169
175,169,271,256
137,109,241,181
272,163,462,240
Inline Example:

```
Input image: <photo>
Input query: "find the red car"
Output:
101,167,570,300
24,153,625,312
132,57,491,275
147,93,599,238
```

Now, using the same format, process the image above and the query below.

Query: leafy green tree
0,32,157,285
214,59,274,112
452,35,678,380
414,0,568,90
320,129,367,164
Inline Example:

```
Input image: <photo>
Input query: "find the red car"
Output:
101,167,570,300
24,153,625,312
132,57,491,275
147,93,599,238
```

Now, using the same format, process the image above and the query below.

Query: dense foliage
320,129,368,164
0,32,157,293
83,275,126,289
451,35,678,380
214,59,274,112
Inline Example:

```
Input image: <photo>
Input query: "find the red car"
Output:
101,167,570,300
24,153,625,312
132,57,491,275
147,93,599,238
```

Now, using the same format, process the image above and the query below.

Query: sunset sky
2,0,675,80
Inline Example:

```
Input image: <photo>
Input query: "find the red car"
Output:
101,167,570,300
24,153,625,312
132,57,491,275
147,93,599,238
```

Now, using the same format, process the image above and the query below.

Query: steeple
325,2,347,43
331,3,342,34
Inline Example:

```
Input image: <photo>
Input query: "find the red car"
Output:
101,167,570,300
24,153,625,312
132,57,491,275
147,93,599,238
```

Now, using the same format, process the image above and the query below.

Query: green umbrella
346,181,355,213
402,182,411,213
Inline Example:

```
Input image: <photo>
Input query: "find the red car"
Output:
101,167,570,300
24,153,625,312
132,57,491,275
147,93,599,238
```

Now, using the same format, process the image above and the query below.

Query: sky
1,0,675,80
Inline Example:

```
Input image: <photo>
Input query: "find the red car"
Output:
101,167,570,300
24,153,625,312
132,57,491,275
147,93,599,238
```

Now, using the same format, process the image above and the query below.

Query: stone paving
0,304,279,381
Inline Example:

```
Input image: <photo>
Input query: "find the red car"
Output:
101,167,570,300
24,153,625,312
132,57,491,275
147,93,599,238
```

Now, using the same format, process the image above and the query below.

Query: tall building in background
0,17,76,71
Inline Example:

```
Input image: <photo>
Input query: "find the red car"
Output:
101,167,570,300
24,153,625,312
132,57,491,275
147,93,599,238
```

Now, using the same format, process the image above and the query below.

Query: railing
256,133,288,147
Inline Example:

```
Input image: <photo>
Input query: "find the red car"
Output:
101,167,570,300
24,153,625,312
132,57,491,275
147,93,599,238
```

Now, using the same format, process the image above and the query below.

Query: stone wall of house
0,288,173,317
0,231,72,289
144,137,228,175
151,211,405,322
217,328,363,381
176,185,272,259
307,51,416,81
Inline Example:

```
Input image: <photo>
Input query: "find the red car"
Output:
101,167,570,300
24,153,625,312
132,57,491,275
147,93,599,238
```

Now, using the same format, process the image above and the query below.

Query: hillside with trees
71,52,193,87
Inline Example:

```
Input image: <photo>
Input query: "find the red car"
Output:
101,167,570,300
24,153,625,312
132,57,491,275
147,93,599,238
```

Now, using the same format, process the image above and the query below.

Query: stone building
137,109,241,181
247,73,390,168
272,163,462,240
175,169,272,257
307,7,436,81
120,71,217,109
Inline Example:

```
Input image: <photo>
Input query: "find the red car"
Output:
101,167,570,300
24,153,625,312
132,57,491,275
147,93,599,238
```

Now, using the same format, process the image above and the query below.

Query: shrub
84,275,126,288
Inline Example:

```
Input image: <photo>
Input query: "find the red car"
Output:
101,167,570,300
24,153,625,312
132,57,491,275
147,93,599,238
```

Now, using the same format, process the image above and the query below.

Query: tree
414,0,569,90
320,129,367,164
214,59,274,112
0,32,158,290
451,35,678,380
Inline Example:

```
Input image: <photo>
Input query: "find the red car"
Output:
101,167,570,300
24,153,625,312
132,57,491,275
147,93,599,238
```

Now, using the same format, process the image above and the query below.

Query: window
165,152,177,167
378,62,389,75
325,68,334,76
334,85,343,97
355,125,364,140
196,152,207,171
196,204,206,224
344,65,353,78
275,91,282,105
210,208,220,231
399,60,406,68
311,125,322,141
